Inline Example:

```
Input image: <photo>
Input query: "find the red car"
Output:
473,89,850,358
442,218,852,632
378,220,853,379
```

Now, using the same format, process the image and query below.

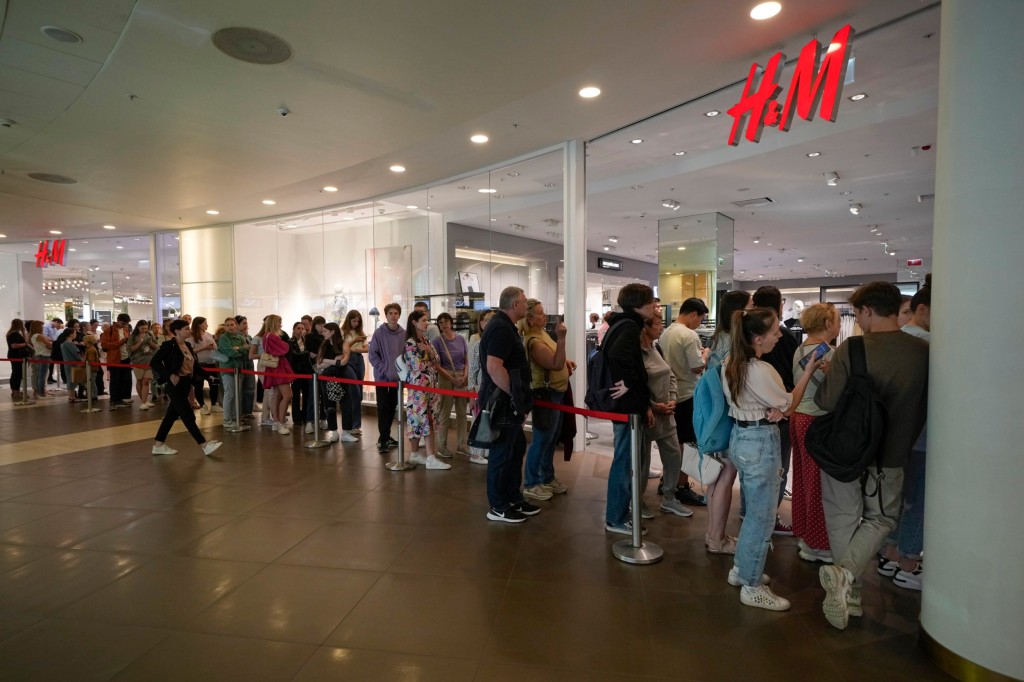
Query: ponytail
724,308,777,402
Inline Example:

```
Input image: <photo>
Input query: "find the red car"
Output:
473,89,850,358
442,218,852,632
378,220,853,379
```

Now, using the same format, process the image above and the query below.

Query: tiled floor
0,393,952,680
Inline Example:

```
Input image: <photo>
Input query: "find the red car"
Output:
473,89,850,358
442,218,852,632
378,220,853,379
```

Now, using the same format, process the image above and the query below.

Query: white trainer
211,405,223,413
740,585,791,611
202,440,222,456
469,453,488,465
820,564,853,630
200,405,211,415
152,443,177,456
277,425,291,435
304,423,314,434
338,431,359,442
328,431,340,442
424,455,452,470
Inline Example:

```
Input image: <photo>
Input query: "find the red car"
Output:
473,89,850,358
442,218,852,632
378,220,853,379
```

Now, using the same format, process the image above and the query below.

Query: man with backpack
599,283,658,535
813,282,929,630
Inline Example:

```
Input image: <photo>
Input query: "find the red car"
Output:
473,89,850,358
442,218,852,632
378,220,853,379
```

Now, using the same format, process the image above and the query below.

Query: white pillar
564,140,587,451
923,1,1024,678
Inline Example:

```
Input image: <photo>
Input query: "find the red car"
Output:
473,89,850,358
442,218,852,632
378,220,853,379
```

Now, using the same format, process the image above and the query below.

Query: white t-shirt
721,359,791,422
660,322,704,401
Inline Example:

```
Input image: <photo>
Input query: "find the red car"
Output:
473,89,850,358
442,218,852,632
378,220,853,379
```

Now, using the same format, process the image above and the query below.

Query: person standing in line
302,315,327,432
315,322,359,443
217,317,249,429
187,317,222,415
659,297,710,509
413,301,441,342
82,336,100,403
602,283,658,536
128,320,160,410
432,312,470,458
481,287,535,522
150,319,222,457
751,286,801,536
101,313,133,409
589,312,600,330
251,321,276,428
233,316,256,419
59,320,84,404
28,320,53,399
368,303,405,454
89,319,107,397
287,321,312,433
401,311,451,469
340,310,369,436
5,319,31,401
722,308,821,611
258,314,294,435
465,309,495,465
789,303,841,564
520,299,573,501
43,317,63,383
814,282,929,630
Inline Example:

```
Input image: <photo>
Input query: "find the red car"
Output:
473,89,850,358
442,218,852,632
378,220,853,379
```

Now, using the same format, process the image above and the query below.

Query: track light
661,199,681,211
849,204,862,216
824,171,840,186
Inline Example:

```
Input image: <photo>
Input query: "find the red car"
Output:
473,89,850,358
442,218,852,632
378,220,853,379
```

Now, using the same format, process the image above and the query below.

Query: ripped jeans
729,423,782,587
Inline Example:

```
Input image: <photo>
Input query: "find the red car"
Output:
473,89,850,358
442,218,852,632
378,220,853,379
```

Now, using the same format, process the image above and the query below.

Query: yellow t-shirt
523,328,569,392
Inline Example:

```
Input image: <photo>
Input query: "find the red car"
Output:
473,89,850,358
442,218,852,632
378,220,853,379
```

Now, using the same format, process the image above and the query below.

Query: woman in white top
722,307,820,611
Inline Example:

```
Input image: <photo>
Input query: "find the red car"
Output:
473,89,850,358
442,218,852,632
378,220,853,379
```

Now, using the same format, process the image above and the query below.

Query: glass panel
657,211,733,323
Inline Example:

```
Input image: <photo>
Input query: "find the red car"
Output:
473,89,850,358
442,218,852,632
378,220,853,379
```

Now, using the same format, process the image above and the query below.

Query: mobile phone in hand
799,341,830,369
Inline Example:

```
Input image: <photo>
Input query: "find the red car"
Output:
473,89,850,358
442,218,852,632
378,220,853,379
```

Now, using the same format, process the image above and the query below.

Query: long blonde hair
259,314,283,337
516,298,542,336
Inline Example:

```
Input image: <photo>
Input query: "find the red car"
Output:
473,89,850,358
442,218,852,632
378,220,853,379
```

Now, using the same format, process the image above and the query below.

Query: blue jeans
486,423,526,511
345,353,364,429
33,356,49,395
221,369,237,421
605,421,634,526
524,391,564,487
888,448,926,558
730,424,782,587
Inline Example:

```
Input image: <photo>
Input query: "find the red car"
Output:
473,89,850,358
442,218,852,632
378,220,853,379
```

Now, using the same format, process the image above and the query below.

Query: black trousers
376,386,398,444
10,359,23,392
193,364,219,406
486,424,526,511
109,365,132,402
155,378,206,445
291,378,311,424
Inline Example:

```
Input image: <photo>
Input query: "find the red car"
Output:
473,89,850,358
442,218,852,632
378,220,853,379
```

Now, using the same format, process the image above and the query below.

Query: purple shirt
431,333,467,371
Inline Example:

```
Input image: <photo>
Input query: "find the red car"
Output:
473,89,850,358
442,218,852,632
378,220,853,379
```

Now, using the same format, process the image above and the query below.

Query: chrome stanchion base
385,459,416,471
224,424,251,433
80,406,102,413
304,438,331,449
612,539,664,564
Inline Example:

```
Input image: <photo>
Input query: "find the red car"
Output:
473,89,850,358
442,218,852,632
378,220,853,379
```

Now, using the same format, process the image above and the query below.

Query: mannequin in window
784,300,805,329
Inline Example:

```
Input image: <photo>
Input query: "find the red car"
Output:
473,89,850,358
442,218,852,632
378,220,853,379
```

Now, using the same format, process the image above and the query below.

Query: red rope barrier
401,382,476,399
318,375,398,389
533,399,629,423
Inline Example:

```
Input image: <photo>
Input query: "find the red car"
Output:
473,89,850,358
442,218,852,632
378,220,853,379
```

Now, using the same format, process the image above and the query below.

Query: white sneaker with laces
202,440,223,456
409,453,427,465
277,425,291,435
211,405,223,413
139,403,150,411
338,431,358,442
728,565,770,586
319,419,328,428
523,485,553,501
469,453,488,465
152,443,177,455
542,478,568,494
740,585,791,611
200,405,211,415
820,564,853,630
304,423,314,434
327,431,340,442
425,455,452,470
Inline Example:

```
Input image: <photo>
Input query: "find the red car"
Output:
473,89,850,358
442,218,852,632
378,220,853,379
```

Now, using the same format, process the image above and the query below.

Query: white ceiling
1,0,938,283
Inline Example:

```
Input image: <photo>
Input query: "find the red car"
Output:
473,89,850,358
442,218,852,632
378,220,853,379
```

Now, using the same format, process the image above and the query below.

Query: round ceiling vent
212,27,293,65
40,26,83,44
28,172,78,184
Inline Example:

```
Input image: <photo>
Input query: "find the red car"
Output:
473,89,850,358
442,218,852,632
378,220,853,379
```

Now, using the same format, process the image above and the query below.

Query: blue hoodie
368,322,407,381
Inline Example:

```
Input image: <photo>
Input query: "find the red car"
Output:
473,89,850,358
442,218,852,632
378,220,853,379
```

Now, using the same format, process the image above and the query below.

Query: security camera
277,106,290,117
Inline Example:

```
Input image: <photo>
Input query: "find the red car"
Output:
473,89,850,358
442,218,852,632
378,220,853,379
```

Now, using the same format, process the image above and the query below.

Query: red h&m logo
35,239,67,268
727,24,855,146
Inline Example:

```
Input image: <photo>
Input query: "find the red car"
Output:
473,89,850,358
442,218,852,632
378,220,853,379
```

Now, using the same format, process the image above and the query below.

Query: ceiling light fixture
322,186,338,192
478,188,497,193
389,165,406,173
824,171,840,186
262,199,276,205
849,203,863,215
673,150,686,156
753,236,761,244
0,234,5,238
705,110,720,117
661,199,681,210
49,230,62,234
630,139,643,144
507,172,520,177
849,93,868,101
797,257,805,262
677,246,687,251
116,245,123,249
806,151,821,158
406,205,418,210
206,210,220,215
103,224,116,230
579,86,601,98
750,2,782,20
608,236,618,243
470,134,488,143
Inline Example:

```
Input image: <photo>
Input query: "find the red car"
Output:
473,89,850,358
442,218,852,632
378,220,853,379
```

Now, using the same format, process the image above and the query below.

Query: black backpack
584,319,629,413
805,336,888,484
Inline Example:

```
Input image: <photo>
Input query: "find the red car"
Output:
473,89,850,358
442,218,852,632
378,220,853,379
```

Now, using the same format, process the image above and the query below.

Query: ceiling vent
212,28,293,65
732,197,774,208
40,26,83,44
28,172,77,184
917,193,935,203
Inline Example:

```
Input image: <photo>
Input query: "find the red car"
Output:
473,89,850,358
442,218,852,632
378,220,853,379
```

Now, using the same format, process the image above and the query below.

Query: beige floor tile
275,520,418,571
294,646,478,681
8,477,149,506
0,506,147,548
180,515,325,563
0,500,70,531
72,510,236,554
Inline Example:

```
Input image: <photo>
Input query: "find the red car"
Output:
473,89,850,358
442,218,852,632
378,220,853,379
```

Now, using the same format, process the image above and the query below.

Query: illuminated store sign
727,24,855,146
597,257,623,271
35,239,67,268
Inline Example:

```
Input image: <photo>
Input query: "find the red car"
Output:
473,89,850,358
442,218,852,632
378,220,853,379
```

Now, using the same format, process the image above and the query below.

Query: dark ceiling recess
211,27,293,65
40,26,83,44
28,173,78,184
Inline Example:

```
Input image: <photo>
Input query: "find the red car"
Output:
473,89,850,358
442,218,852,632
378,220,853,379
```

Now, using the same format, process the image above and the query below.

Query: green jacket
217,331,247,370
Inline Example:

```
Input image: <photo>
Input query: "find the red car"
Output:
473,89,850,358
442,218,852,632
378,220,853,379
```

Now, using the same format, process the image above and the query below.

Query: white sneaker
820,565,853,630
200,405,211,415
139,403,150,411
659,498,694,517
212,405,223,413
152,443,177,455
469,453,488,465
338,431,359,442
304,423,314,434
425,455,451,470
222,421,237,429
728,565,771,586
740,585,791,611
523,485,553,501
202,440,222,456
277,425,291,435
319,419,328,428
328,431,340,442
409,453,427,465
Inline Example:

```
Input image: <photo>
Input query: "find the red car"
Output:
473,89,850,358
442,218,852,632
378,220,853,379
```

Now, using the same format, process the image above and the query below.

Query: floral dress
403,337,439,437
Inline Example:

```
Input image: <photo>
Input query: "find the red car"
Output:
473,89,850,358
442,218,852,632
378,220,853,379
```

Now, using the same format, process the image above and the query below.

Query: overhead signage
906,258,923,267
597,257,623,271
727,24,855,146
35,239,67,268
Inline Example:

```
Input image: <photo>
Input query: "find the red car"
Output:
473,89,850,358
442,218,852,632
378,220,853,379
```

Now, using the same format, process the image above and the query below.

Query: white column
923,0,1024,678
564,140,587,451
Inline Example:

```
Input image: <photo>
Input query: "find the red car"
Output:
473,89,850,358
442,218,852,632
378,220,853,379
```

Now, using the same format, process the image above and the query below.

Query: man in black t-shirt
480,286,535,523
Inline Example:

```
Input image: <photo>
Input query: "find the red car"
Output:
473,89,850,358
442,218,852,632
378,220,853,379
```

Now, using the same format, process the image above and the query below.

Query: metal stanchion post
80,361,100,413
14,357,36,405
386,380,415,471
224,368,250,433
612,414,663,565
304,372,330,449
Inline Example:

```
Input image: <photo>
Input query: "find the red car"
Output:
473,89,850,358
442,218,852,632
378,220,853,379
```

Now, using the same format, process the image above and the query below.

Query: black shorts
674,398,696,444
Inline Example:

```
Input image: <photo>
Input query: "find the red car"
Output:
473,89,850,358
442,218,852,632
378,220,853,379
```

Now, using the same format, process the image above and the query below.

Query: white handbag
681,443,723,487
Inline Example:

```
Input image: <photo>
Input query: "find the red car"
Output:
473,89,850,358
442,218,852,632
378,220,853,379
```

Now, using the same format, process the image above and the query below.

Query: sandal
705,535,738,555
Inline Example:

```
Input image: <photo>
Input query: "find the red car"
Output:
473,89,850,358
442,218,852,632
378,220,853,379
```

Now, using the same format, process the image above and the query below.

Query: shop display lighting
49,230,62,234
673,151,686,156
262,199,276,205
849,203,862,215
824,171,840,186
677,246,686,251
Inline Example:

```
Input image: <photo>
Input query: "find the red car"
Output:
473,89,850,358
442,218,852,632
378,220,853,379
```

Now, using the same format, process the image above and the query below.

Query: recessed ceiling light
889,251,897,256
116,245,123,249
343,216,354,221
389,165,406,173
69,247,75,251
49,230,62,235
750,2,782,21
824,171,840,186
508,172,520,177
806,152,821,158
478,188,497,193
849,93,868,101
470,134,489,143
206,210,220,215
322,185,338,192
630,139,643,144
262,199,276,205
103,224,116,230
849,203,863,215
406,205,418,210
677,246,686,251
490,218,497,222
673,151,686,156
40,25,83,43
579,86,601,98
753,237,761,244
608,237,618,243
543,183,557,188
705,110,720,117
797,257,805,262
0,234,6,238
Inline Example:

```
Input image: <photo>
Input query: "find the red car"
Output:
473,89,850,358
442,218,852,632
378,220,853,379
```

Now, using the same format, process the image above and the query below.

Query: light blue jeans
221,369,237,422
730,423,782,587
525,390,564,487
605,421,634,526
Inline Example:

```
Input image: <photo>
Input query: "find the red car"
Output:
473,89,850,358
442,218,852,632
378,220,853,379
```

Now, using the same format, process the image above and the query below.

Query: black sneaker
377,443,390,454
676,484,707,507
512,500,541,516
486,507,526,523
386,437,400,449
